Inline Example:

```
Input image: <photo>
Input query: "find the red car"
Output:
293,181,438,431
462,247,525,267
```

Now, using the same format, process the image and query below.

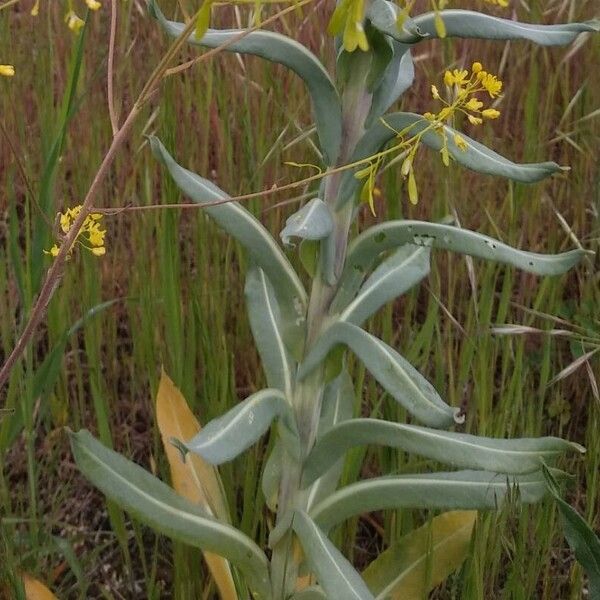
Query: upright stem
270,55,373,598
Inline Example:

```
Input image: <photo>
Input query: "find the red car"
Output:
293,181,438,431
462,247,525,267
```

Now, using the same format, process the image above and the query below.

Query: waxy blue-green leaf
245,266,295,398
298,322,460,428
333,220,585,310
367,0,599,46
292,511,375,600
339,112,562,206
310,470,549,532
367,43,414,126
290,586,327,600
70,430,272,599
302,418,583,486
280,199,334,247
150,137,307,342
149,0,342,164
305,370,355,511
337,244,430,325
185,389,299,464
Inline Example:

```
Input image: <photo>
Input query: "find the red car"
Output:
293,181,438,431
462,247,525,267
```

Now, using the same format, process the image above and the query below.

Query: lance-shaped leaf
333,220,585,310
20,574,59,600
367,43,414,126
302,418,584,486
150,137,307,341
367,0,599,46
338,112,562,206
245,266,295,398
298,322,460,428
292,511,375,600
149,0,342,164
337,244,430,325
362,511,476,599
543,465,600,597
70,430,272,600
310,470,550,532
290,587,327,599
305,370,355,511
155,371,237,599
280,199,334,247
185,389,299,464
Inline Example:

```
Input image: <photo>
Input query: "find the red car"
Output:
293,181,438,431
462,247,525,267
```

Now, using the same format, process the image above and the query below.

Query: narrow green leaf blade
337,245,430,325
185,389,298,464
245,266,295,398
149,0,342,164
334,220,585,310
69,430,272,599
362,511,476,600
302,418,583,486
292,511,375,600
298,322,460,428
339,112,562,206
310,470,549,532
543,466,600,597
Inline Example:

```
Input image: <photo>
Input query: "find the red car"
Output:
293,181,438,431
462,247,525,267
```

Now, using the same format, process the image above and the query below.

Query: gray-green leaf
70,429,272,599
367,0,599,46
280,198,334,247
292,511,375,600
150,137,307,345
336,244,430,325
339,112,562,206
185,389,299,464
245,266,295,398
149,0,342,164
306,370,355,511
302,418,583,486
310,470,550,532
298,322,460,428
333,220,585,310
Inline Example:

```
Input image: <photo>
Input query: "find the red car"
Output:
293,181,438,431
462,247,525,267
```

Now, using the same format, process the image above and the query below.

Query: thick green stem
270,54,374,599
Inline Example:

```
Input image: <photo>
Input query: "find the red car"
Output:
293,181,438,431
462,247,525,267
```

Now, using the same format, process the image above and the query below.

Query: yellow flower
465,98,483,111
472,62,483,74
444,71,455,87
451,69,469,86
66,11,85,33
480,73,503,98
423,112,436,121
44,244,60,257
453,134,468,151
0,64,15,77
482,108,501,119
47,205,107,258
431,85,441,100
467,115,483,126
31,0,40,16
86,0,102,9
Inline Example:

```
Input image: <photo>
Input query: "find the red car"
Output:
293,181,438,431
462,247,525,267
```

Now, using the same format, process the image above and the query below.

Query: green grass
1,0,599,597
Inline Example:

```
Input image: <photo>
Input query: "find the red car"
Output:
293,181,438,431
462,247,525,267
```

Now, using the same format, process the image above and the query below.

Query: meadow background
0,0,599,597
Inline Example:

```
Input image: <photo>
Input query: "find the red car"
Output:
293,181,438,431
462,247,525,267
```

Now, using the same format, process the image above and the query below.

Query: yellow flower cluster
328,0,369,52
46,205,106,258
29,0,101,33
0,64,15,77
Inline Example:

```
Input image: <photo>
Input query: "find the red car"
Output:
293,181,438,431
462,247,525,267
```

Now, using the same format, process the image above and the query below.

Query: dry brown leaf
156,370,237,600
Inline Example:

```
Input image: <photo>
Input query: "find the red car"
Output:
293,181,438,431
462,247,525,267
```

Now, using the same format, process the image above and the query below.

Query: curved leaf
302,418,583,486
367,43,414,126
292,511,375,600
149,0,342,164
337,244,430,325
280,198,334,247
339,112,562,206
245,266,295,398
298,322,460,428
305,370,355,511
155,371,236,599
150,136,307,346
290,586,327,600
21,574,59,600
185,389,299,464
310,470,549,532
362,511,476,599
333,220,585,310
367,0,599,46
70,430,272,600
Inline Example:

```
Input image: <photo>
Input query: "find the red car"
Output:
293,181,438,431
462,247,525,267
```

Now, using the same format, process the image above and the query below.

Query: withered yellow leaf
21,574,59,600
